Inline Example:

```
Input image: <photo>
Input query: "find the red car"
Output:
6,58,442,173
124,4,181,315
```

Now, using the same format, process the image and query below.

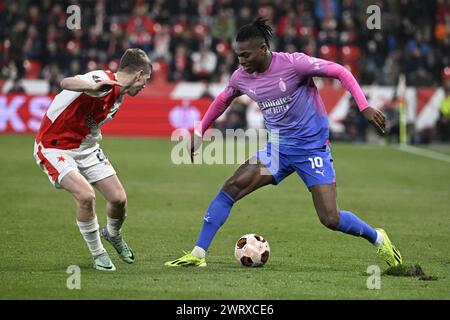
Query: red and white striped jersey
36,70,124,150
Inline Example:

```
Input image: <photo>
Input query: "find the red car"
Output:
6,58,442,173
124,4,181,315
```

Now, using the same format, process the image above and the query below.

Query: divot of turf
383,264,438,281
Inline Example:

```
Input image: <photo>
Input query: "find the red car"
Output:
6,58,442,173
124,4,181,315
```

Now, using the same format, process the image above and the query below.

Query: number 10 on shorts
308,157,323,169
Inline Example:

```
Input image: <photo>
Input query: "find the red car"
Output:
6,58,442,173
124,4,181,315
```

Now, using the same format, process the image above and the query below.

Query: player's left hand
362,106,386,135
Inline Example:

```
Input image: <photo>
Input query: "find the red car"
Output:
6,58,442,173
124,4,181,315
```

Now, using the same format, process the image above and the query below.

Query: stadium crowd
1,0,450,142
1,0,449,88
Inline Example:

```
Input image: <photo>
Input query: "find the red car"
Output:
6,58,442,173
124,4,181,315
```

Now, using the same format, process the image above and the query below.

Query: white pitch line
394,145,450,164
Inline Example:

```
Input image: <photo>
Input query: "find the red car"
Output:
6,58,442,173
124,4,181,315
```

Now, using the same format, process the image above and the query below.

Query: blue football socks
336,210,377,244
195,189,235,250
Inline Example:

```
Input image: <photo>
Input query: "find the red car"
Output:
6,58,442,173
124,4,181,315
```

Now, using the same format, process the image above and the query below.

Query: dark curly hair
235,17,273,48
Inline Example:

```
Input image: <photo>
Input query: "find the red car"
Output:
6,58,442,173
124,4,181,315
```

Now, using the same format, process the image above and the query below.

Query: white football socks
107,216,125,238
77,216,105,257
192,246,206,259
374,230,384,247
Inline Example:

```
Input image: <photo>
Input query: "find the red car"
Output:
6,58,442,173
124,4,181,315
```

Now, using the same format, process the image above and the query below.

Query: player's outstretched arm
300,56,386,135
324,63,386,134
189,92,230,163
60,77,121,93
190,87,241,163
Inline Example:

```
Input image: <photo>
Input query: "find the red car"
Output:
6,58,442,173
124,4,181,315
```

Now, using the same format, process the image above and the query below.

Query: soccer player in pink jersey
34,49,152,271
165,18,402,268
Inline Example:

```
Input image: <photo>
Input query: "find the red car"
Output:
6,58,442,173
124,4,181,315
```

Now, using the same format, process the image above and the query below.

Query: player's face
235,39,267,73
128,71,152,96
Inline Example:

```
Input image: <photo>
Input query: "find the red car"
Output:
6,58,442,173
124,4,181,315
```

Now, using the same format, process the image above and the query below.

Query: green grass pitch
0,134,449,299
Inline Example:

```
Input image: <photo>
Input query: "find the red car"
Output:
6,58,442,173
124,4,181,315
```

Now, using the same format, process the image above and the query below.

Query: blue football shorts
256,142,336,188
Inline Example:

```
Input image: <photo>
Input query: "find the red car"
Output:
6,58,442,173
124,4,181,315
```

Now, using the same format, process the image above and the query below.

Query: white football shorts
33,142,116,188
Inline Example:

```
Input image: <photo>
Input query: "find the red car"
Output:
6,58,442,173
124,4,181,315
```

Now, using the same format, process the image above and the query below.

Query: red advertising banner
101,98,212,137
0,95,212,137
0,88,443,136
0,95,54,133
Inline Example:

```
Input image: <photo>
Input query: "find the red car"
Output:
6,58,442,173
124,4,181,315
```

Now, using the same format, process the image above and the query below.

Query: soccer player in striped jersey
34,49,152,271
165,18,402,268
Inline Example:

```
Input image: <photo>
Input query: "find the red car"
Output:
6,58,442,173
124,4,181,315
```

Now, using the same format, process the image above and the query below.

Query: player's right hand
190,132,203,163
91,80,122,92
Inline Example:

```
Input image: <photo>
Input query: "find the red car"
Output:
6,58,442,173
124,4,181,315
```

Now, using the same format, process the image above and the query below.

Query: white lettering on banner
28,96,52,131
0,96,26,132
0,95,51,133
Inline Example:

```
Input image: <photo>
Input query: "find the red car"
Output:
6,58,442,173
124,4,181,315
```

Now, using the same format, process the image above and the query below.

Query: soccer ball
234,233,270,267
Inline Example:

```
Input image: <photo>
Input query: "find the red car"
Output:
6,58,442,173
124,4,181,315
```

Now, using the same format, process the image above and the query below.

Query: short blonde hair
118,48,152,74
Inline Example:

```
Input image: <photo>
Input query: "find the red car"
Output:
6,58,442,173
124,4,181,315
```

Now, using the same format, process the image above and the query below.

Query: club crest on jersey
279,78,286,92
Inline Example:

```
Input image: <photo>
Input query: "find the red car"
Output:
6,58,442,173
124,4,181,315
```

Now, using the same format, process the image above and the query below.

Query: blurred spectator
405,31,433,86
211,9,236,44
6,78,26,94
107,22,128,61
9,19,27,79
126,2,155,52
168,44,191,82
315,0,341,21
361,38,385,85
236,6,252,28
382,93,401,144
42,63,64,94
342,97,368,142
150,24,171,63
191,45,217,82
225,100,247,131
191,44,218,98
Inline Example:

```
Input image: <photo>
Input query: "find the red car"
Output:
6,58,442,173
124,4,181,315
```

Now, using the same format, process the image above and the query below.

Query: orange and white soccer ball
234,233,270,267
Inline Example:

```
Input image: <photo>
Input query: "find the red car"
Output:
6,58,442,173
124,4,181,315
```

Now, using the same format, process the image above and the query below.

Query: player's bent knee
77,192,96,211
109,193,127,208
222,178,241,199
318,212,339,230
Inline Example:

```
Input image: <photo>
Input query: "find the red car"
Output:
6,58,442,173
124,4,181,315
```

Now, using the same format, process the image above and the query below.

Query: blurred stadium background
1,0,450,144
